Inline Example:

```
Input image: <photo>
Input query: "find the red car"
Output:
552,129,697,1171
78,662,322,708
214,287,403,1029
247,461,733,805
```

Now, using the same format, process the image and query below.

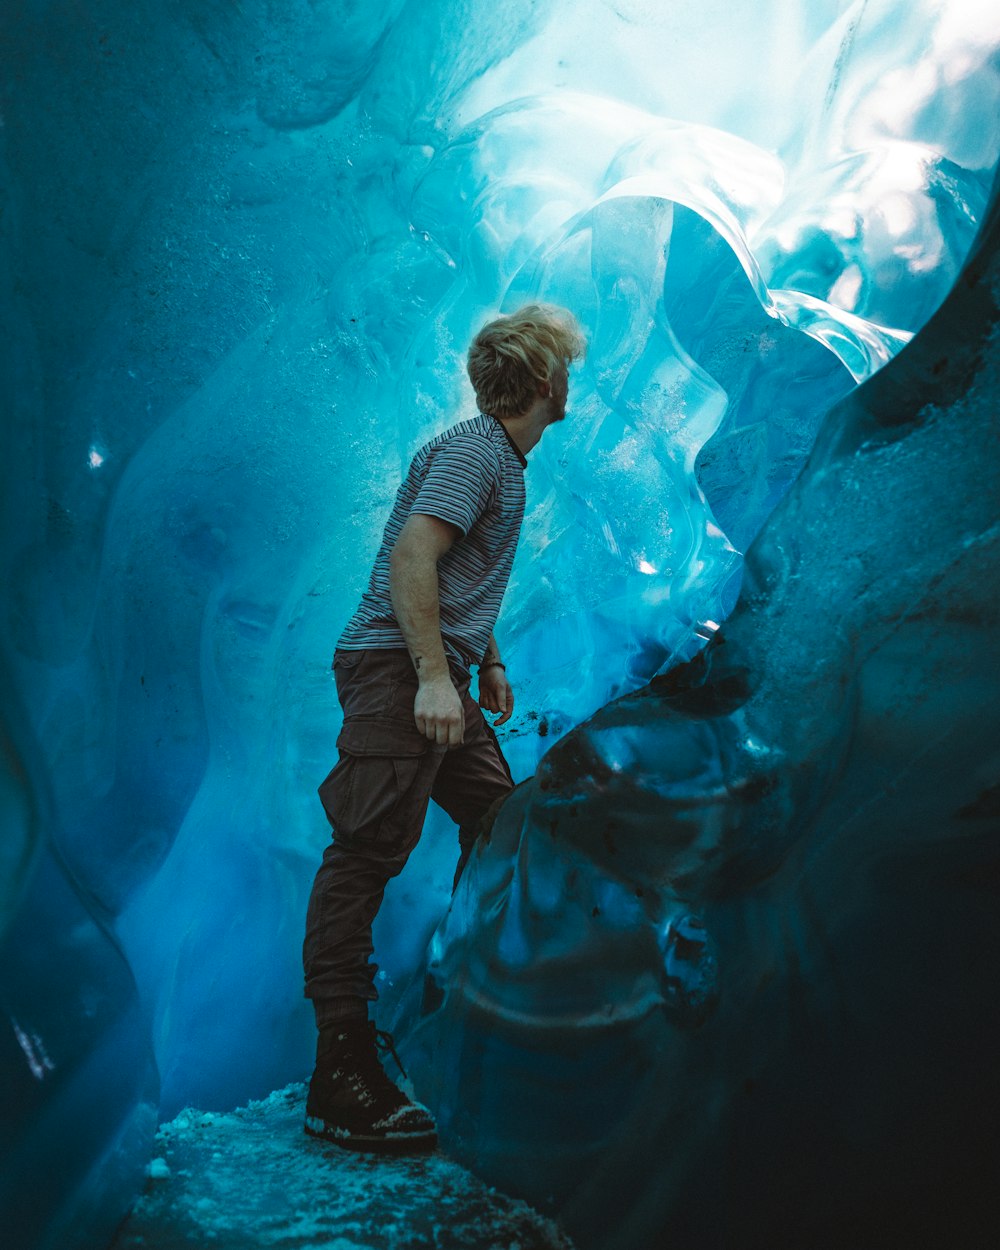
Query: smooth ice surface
2,1,999,1247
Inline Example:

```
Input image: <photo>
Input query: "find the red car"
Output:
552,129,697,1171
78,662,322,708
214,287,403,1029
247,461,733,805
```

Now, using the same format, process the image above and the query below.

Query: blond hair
467,303,586,419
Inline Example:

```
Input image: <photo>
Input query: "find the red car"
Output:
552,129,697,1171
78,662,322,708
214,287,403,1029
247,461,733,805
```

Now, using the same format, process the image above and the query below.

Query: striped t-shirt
337,413,527,668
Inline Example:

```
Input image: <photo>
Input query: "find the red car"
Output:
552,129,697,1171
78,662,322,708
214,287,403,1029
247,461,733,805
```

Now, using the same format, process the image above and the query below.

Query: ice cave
2,1,999,1247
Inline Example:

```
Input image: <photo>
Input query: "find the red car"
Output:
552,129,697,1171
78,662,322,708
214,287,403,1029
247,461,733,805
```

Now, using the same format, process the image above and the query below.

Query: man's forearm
480,633,502,668
389,551,450,681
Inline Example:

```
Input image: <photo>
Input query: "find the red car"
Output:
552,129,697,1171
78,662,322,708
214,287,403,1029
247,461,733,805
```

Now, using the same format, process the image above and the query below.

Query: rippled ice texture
1,1,998,1247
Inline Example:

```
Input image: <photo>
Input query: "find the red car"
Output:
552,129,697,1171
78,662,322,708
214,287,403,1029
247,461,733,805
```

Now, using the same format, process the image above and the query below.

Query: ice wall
398,172,1000,1249
1,1,998,1247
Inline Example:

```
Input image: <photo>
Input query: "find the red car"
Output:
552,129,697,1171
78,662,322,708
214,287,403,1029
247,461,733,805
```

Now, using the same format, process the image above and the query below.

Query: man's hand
478,665,514,726
414,674,464,747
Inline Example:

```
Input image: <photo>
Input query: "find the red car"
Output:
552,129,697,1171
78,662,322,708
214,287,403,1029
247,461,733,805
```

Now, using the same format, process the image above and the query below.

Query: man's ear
538,377,552,397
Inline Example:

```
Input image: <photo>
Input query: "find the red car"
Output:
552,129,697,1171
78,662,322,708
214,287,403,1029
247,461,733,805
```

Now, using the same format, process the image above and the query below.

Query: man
302,303,585,1153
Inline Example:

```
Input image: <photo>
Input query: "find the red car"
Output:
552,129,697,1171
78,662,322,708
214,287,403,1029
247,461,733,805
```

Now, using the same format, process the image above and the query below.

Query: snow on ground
112,1084,576,1250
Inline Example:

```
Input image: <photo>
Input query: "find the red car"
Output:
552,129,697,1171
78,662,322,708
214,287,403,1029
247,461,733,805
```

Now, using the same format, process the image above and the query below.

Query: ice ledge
114,1083,575,1250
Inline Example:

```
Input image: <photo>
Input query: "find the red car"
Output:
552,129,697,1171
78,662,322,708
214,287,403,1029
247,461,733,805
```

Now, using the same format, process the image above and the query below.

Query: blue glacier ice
1,1,998,1247
398,180,1000,1248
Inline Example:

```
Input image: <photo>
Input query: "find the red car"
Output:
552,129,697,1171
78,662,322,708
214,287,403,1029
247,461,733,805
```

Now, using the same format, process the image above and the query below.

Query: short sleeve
410,434,501,537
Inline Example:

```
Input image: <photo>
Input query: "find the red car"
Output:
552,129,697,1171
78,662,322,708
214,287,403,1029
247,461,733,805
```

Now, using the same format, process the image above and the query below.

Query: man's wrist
412,652,451,683
418,668,453,685
479,660,506,671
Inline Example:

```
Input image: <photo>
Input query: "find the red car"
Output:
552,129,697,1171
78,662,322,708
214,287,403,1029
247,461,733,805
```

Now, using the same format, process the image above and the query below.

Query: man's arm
480,633,502,669
478,632,515,726
389,513,465,747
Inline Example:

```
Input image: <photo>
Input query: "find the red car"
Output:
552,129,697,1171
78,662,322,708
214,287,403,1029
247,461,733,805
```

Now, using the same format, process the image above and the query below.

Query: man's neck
496,396,555,458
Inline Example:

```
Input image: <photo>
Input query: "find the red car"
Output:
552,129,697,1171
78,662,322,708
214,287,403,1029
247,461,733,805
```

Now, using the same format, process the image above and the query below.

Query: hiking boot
304,1020,437,1154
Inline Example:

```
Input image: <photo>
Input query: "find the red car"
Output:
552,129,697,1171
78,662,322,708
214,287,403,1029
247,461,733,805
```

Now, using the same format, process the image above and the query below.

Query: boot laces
322,1021,410,1101
373,1027,408,1081
332,1023,410,1112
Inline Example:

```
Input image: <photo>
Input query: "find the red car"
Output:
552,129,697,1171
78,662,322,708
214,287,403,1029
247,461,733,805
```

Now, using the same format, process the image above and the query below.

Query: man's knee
458,788,512,852
325,824,417,878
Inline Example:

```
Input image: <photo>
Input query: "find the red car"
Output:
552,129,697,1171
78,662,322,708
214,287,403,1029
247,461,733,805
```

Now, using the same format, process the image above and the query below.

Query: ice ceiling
1,2,999,1248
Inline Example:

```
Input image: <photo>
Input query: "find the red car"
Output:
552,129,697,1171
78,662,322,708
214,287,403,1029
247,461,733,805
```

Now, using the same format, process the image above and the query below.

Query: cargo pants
303,647,515,1026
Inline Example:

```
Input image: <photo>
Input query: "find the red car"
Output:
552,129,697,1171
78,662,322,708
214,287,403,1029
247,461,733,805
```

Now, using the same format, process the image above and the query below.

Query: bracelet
480,661,506,671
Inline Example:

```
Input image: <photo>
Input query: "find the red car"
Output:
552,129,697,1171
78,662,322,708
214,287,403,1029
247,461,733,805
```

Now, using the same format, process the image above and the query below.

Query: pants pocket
319,720,434,853
333,649,412,719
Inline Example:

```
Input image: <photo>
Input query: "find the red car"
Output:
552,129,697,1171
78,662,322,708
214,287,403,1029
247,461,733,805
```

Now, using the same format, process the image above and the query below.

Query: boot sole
305,1115,438,1155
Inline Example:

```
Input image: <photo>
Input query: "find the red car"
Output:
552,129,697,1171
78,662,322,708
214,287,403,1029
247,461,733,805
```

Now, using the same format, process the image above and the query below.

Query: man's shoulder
422,416,503,465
